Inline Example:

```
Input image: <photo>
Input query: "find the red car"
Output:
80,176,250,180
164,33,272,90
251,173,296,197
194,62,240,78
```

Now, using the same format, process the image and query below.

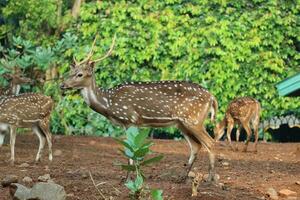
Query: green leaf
114,138,135,152
134,131,149,148
134,147,150,158
134,175,144,189
120,164,136,172
141,155,164,166
151,189,163,200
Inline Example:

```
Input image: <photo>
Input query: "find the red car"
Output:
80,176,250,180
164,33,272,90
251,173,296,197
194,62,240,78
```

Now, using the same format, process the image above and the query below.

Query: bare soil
0,134,299,200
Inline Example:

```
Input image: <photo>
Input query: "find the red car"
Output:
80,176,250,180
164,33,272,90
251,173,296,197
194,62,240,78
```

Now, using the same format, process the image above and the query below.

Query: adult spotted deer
0,93,54,164
60,35,219,182
214,97,261,152
0,65,33,145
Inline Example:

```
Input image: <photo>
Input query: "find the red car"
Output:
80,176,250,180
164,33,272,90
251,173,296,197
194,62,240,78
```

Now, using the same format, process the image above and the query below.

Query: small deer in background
0,93,54,164
0,64,33,146
214,97,261,152
60,35,219,183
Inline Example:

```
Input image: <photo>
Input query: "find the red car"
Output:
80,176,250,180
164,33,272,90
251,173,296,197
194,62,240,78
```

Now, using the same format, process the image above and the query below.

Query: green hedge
0,0,299,137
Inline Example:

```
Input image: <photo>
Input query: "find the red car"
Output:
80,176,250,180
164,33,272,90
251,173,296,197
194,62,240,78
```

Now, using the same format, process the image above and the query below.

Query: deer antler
91,33,116,64
75,35,99,66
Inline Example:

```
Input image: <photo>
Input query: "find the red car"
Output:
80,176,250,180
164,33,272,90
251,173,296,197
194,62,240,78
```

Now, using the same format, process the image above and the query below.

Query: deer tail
210,95,218,123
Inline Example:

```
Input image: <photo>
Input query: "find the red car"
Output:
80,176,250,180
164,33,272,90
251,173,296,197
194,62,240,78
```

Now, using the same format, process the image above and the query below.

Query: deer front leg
9,126,17,165
235,126,241,151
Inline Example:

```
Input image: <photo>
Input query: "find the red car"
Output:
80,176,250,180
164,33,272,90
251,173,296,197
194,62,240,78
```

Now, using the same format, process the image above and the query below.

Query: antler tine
76,35,99,66
73,56,79,65
91,33,116,64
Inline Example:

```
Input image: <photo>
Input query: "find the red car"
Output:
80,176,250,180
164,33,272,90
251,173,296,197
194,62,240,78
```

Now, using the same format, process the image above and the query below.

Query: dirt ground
0,134,299,200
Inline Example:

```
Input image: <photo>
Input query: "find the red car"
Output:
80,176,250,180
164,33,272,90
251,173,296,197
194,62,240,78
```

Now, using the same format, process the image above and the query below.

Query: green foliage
0,0,299,137
115,127,164,200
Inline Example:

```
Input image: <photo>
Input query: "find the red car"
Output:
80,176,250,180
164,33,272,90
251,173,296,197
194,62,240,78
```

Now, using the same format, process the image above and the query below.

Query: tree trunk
72,0,83,19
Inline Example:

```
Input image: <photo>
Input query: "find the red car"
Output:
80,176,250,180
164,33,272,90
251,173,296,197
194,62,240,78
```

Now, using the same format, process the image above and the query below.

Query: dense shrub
0,0,299,137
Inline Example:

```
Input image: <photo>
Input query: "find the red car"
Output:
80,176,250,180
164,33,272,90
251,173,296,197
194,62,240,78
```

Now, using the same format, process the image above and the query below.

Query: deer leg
39,119,53,161
9,126,17,165
235,126,241,151
226,123,235,151
184,134,200,170
32,126,46,162
241,122,252,152
252,117,260,153
182,123,217,184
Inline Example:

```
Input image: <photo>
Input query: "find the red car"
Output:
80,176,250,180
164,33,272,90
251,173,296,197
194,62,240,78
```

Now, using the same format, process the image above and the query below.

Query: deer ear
70,64,75,69
2,73,12,80
87,62,95,75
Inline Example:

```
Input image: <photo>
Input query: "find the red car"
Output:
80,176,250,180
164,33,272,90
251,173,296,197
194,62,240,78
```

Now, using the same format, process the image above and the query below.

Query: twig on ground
89,171,107,200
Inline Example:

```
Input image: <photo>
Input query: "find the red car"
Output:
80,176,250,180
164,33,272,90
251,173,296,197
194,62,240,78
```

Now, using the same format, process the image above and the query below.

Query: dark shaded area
267,124,300,142
287,89,300,97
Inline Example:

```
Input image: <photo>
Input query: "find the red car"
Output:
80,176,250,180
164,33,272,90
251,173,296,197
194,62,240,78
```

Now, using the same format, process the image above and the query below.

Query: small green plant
115,127,164,200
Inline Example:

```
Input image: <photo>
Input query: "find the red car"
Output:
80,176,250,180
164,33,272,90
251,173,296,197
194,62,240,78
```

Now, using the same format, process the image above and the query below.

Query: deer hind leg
32,126,46,162
241,121,252,152
182,133,201,176
38,118,53,161
226,122,235,151
182,123,217,184
252,114,260,153
9,126,17,165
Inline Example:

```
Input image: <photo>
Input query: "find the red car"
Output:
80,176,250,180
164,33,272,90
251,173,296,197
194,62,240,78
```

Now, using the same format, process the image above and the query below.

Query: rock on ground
38,174,51,182
266,187,278,200
1,175,18,187
11,182,66,200
278,189,297,197
22,177,33,184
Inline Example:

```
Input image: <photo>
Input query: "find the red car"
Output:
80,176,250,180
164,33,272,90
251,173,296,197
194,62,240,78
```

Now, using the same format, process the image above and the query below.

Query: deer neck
80,78,110,116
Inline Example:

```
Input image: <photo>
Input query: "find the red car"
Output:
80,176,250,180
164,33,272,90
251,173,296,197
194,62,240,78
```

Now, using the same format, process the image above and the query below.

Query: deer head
213,119,226,141
60,34,116,90
1,60,33,84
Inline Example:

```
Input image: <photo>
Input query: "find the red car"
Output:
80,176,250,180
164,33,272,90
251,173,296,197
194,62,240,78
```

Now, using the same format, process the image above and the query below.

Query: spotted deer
60,35,219,182
0,65,33,145
0,93,54,164
214,97,261,152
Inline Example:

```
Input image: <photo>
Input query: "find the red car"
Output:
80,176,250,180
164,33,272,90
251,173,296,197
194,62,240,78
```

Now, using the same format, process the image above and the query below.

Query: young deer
0,93,54,164
0,66,33,145
214,97,261,152
60,35,219,182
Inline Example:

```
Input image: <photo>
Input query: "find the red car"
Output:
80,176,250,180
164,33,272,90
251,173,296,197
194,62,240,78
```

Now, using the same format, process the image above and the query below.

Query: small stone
45,165,50,172
38,174,51,182
22,177,33,184
188,171,196,178
89,140,96,145
222,162,230,167
19,163,30,168
1,175,18,187
295,181,300,185
286,197,297,200
266,188,278,200
53,150,62,156
278,189,297,197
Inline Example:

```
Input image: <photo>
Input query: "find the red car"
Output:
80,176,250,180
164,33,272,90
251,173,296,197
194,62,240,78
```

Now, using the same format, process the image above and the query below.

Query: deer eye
77,73,83,77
